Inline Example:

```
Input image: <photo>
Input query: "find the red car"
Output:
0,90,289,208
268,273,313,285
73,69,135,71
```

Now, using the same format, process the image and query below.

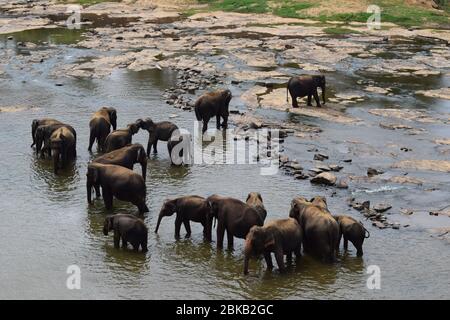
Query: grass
190,0,450,28
323,27,360,35
59,0,120,5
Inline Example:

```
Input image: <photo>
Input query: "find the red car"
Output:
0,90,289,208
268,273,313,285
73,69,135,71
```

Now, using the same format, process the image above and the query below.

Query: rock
342,159,352,163
310,172,337,186
308,168,324,176
392,223,400,230
285,162,303,171
429,211,439,216
400,208,413,215
373,203,392,213
116,36,124,40
329,164,343,172
315,164,331,172
416,88,450,100
279,155,289,164
391,160,450,173
229,109,241,114
400,147,412,152
294,173,309,180
168,114,179,119
314,153,329,161
7,36,13,40
373,221,387,229
55,83,63,86
336,178,349,189
352,201,370,211
367,167,384,177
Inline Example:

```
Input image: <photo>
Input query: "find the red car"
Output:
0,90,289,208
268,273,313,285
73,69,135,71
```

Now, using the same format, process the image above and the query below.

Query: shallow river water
0,20,449,299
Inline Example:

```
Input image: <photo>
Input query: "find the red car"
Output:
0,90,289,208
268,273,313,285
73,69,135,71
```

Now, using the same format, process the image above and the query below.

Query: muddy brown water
0,21,449,299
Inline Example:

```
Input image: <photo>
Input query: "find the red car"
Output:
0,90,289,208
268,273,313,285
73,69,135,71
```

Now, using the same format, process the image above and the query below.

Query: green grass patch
323,27,360,35
273,1,315,18
198,0,269,13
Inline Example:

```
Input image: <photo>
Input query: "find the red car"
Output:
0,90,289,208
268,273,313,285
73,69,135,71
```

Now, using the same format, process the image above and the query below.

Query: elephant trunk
141,159,147,182
243,239,252,275
321,84,326,104
154,213,164,233
52,149,59,174
204,215,213,242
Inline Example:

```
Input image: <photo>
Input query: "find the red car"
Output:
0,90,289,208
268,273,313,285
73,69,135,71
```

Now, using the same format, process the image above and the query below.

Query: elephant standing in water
138,118,178,157
103,214,148,252
286,75,326,108
289,196,339,262
35,123,77,158
244,218,303,275
194,89,232,133
93,143,147,181
31,118,62,148
246,192,267,221
155,195,212,241
207,194,265,250
86,163,149,214
50,126,77,174
333,215,370,257
88,107,117,152
104,122,140,153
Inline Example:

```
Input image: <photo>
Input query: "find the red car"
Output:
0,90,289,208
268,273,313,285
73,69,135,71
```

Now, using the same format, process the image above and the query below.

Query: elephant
86,163,149,214
194,89,232,133
206,194,265,250
286,75,326,108
246,192,267,221
244,218,303,275
333,215,370,257
50,126,77,174
138,118,179,157
31,118,62,148
104,122,140,153
103,214,148,252
88,107,117,152
289,196,339,262
155,195,212,241
35,123,77,158
310,196,328,211
93,143,147,181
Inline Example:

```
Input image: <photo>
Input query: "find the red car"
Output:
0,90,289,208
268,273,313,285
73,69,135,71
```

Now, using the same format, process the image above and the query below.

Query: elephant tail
286,78,292,103
364,227,370,238
194,101,202,121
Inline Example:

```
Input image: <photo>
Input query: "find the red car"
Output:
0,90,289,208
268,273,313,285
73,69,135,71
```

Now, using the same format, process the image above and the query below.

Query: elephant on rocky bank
286,75,326,108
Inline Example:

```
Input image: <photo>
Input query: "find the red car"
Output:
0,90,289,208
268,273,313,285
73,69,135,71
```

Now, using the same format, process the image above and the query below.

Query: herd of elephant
29,74,365,275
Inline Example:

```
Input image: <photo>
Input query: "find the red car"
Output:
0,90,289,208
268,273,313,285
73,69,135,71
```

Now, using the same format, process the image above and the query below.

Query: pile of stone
347,198,399,229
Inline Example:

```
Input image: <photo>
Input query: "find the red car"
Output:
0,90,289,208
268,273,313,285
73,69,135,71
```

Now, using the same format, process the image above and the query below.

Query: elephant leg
152,140,158,154
343,236,349,251
141,238,148,253
294,246,302,260
202,119,209,134
274,248,285,273
336,232,342,252
146,138,152,157
264,252,273,270
136,200,149,214
174,216,183,240
291,94,299,108
88,131,95,151
94,184,101,198
307,94,312,106
216,114,221,130
183,219,192,238
226,229,234,250
354,239,364,257
103,188,113,210
286,252,293,264
313,90,322,107
216,222,225,250
122,237,128,249
113,232,120,248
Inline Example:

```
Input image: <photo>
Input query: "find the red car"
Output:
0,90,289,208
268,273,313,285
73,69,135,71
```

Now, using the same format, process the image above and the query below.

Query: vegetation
191,0,450,28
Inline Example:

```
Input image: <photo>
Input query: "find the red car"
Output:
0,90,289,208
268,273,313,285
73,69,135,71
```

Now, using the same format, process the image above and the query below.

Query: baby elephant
155,195,212,241
104,122,140,153
244,218,303,275
103,214,148,252
333,215,370,257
